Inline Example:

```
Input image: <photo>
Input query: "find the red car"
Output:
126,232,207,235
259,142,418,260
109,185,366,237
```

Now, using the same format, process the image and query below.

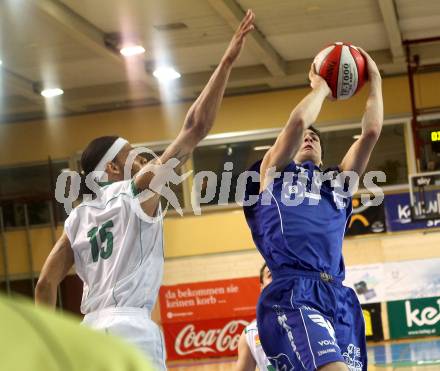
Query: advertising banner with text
384,192,440,231
159,277,260,360
162,316,254,360
344,258,440,304
387,296,440,339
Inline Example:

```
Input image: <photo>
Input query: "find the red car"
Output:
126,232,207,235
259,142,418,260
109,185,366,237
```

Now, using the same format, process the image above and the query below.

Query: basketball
313,42,367,100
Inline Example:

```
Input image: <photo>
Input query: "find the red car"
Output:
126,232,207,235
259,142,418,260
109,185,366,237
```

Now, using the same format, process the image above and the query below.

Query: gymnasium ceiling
1,0,440,123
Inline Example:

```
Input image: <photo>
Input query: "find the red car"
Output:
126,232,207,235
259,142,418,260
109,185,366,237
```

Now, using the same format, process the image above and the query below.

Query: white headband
94,137,128,178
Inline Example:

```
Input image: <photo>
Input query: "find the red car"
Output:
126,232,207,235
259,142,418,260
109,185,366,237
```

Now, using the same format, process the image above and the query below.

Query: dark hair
309,125,324,160
79,136,119,196
259,263,267,284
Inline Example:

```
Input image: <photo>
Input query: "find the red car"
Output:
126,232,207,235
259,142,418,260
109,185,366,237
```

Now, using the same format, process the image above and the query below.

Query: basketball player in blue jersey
35,10,256,370
243,49,383,371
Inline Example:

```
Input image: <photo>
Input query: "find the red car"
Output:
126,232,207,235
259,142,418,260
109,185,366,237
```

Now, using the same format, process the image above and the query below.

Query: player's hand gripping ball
313,42,367,100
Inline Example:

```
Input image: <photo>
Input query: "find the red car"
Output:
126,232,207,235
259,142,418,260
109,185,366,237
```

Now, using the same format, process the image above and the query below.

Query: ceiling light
120,45,145,57
153,67,181,82
254,145,272,151
353,134,361,140
0,60,2,66
41,88,64,98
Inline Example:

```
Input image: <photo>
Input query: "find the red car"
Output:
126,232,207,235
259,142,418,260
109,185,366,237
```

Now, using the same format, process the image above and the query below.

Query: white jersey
64,180,164,314
245,320,273,371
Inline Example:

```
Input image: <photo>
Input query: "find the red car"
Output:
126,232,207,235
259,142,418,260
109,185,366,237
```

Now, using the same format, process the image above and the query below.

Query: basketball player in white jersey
35,10,256,370
235,263,273,371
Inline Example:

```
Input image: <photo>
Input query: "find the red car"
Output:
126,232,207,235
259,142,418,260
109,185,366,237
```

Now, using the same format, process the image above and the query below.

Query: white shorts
83,307,166,370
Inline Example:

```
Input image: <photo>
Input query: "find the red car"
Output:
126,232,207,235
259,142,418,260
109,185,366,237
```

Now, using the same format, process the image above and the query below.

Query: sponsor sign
159,278,260,360
163,317,253,360
159,277,259,323
387,296,440,339
361,303,383,341
345,258,440,304
346,198,386,236
384,192,440,231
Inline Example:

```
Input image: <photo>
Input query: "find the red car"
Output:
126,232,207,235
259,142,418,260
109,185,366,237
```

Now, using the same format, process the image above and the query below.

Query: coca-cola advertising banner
163,316,254,359
159,277,260,360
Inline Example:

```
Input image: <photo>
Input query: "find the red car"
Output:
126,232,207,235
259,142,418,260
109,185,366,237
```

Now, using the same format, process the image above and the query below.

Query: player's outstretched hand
221,9,255,65
357,47,381,81
309,63,333,100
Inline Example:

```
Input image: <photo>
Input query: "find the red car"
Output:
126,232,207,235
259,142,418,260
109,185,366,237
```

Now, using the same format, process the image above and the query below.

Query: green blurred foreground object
0,294,154,371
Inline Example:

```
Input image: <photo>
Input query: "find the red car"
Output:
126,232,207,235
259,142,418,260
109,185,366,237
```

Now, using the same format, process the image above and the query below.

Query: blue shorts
257,270,367,371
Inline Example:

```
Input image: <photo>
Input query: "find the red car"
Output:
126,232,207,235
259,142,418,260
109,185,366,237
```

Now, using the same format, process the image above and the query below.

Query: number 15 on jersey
87,220,114,262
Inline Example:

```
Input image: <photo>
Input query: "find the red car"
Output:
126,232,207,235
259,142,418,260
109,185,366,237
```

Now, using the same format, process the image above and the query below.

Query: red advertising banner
159,277,260,360
159,277,260,323
163,316,254,360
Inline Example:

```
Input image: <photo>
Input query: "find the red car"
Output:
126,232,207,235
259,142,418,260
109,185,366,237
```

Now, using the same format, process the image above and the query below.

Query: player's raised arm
339,49,383,175
159,10,254,166
259,65,331,191
133,10,255,195
35,232,74,308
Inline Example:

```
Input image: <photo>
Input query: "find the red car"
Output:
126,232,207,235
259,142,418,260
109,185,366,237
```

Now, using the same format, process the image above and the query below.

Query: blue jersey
244,160,352,280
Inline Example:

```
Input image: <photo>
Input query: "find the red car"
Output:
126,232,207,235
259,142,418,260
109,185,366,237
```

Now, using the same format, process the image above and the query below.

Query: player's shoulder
64,203,80,235
100,179,134,197
244,319,258,334
243,161,263,201
80,180,135,208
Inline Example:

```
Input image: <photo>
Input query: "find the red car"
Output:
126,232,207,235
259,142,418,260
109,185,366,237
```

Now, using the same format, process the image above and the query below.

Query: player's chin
298,151,319,165
301,149,316,159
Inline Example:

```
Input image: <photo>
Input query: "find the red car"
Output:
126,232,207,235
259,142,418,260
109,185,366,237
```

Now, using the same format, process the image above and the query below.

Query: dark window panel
320,124,408,186
0,160,69,228
193,138,274,206
418,119,440,172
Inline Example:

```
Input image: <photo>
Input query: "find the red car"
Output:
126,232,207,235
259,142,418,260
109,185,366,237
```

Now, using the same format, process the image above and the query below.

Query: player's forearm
361,75,383,139
262,85,329,174
156,59,234,169
287,84,329,131
35,279,58,308
182,58,233,141
278,85,329,158
181,10,254,142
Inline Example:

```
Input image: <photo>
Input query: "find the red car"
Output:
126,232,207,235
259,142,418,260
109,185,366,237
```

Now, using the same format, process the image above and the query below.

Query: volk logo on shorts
308,314,337,342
